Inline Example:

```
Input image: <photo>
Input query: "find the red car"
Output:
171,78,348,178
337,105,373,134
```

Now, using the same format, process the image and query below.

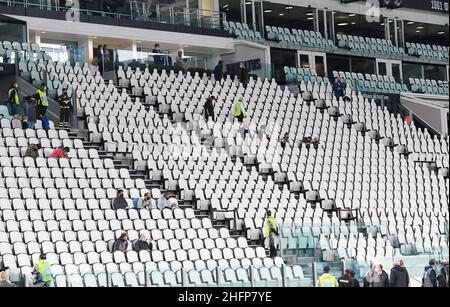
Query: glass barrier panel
159,6,172,24
172,7,186,26
46,264,319,287
1,1,225,29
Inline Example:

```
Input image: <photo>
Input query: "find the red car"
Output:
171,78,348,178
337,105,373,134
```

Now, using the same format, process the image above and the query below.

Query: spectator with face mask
136,192,156,209
113,189,128,210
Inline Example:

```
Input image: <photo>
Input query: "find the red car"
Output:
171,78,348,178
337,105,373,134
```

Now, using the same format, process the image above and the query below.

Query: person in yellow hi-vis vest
264,210,279,258
318,266,338,287
233,97,246,123
34,82,49,119
7,80,20,117
32,254,53,287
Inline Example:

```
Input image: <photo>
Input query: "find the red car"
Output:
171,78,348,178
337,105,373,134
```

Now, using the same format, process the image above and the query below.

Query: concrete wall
220,40,270,64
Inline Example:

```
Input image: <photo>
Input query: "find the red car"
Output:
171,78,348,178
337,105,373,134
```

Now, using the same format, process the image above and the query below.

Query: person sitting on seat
311,135,320,149
299,136,312,149
112,232,129,253
136,192,156,209
50,146,70,159
280,132,289,149
133,234,155,252
158,192,178,210
25,143,42,159
112,189,128,210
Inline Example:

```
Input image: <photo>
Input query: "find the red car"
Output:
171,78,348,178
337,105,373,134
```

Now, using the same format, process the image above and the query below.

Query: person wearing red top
50,147,70,159
405,115,411,126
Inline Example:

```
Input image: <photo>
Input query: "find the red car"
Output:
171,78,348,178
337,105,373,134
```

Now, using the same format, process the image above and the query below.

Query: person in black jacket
152,44,165,66
338,269,353,287
350,270,360,287
280,132,289,149
390,261,410,287
437,267,449,287
213,60,223,82
204,96,215,121
133,234,154,252
238,62,249,88
112,189,128,210
57,89,72,128
422,259,438,287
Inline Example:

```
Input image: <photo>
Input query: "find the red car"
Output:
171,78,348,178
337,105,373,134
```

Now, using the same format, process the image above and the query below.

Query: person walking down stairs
57,89,72,128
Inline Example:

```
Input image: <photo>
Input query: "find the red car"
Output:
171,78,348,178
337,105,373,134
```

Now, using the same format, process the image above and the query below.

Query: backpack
22,121,28,129
132,197,140,209
423,267,434,287
41,115,50,130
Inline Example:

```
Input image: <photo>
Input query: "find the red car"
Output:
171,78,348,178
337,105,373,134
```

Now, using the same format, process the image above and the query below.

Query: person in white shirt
158,192,179,210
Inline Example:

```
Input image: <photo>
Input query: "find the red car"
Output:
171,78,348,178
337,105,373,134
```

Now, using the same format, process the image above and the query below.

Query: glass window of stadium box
48,264,316,287
334,11,385,39
404,21,449,46
0,0,223,29
270,48,297,84
262,2,314,31
0,14,27,44
424,64,448,81
403,62,448,81
219,0,241,23
110,48,214,75
40,39,85,65
326,55,375,78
